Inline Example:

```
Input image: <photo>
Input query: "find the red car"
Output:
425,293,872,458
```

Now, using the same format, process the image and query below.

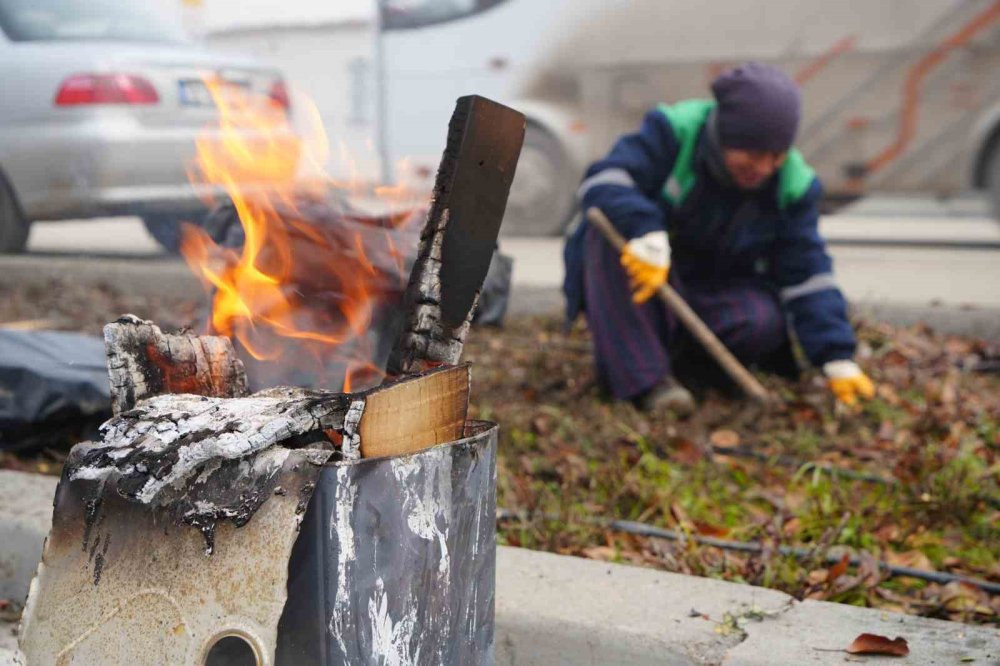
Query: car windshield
381,0,508,30
0,0,186,43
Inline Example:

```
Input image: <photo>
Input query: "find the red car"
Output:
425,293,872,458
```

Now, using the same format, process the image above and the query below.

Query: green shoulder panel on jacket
777,148,816,210
657,99,715,206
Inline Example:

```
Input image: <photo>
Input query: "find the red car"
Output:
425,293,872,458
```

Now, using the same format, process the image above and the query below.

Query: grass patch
466,316,1000,624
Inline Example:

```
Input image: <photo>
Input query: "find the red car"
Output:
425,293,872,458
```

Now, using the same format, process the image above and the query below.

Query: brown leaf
807,569,828,585
790,404,822,425
709,429,740,449
845,633,909,656
581,546,617,561
885,549,934,572
531,413,554,436
856,551,884,588
873,523,900,543
940,581,991,614
782,517,802,537
943,337,973,356
827,553,850,583
939,379,958,407
692,520,729,538
877,420,895,442
876,383,901,405
671,438,704,465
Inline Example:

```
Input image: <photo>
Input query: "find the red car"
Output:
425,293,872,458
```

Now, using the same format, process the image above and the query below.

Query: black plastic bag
0,329,110,450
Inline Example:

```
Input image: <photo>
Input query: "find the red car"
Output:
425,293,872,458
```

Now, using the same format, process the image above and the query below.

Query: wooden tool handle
586,207,771,403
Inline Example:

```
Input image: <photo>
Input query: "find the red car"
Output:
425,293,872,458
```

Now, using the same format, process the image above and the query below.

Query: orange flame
181,78,425,391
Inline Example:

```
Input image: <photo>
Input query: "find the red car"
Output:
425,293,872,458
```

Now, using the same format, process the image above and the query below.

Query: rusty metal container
18,421,497,666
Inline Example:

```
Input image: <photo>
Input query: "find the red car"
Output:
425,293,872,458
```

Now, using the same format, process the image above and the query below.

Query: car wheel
143,213,200,254
502,124,577,237
0,174,30,254
987,141,1000,222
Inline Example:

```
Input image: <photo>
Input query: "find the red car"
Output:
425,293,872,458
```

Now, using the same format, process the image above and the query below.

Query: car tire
0,173,30,254
987,141,1000,222
143,212,200,254
501,124,577,237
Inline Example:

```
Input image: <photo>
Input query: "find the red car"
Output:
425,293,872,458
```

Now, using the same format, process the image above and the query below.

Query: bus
380,0,1000,235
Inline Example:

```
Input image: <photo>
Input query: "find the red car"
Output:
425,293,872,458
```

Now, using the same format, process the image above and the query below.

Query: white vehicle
0,0,292,252
381,0,1000,235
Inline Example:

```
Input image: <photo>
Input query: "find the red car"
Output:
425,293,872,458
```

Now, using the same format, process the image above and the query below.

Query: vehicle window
381,0,509,30
0,0,186,43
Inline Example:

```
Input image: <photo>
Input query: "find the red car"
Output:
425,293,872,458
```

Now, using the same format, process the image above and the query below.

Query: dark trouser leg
671,280,797,392
582,226,672,401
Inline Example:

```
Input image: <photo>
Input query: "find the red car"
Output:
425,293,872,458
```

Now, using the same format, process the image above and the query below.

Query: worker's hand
823,360,875,406
621,230,670,304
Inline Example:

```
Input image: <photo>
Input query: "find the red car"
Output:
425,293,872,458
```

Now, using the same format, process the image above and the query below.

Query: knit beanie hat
711,62,801,153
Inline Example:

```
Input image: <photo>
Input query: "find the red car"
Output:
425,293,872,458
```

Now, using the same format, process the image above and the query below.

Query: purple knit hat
711,62,801,153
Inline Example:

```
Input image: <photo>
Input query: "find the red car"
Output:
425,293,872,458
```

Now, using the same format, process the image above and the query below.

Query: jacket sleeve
772,179,857,367
578,108,679,241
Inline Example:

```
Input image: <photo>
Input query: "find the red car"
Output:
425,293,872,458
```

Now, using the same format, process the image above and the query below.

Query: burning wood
177,76,427,394
104,314,248,414
77,316,473,551
18,94,525,665
187,197,423,392
19,326,492,664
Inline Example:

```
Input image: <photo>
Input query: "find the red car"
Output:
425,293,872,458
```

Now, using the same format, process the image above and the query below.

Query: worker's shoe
637,377,696,416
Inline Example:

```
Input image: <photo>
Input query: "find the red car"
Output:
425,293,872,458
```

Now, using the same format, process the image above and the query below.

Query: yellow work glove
823,360,875,406
620,230,670,304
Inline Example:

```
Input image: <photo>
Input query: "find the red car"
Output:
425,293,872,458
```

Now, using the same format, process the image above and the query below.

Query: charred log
387,210,472,375
66,359,470,551
104,314,248,414
388,96,524,376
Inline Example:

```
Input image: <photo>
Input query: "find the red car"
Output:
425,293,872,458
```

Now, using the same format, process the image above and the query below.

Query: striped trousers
582,226,796,400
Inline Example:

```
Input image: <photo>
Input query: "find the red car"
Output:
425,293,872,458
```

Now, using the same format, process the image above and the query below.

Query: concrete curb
2,471,998,665
0,473,56,604
0,472,56,666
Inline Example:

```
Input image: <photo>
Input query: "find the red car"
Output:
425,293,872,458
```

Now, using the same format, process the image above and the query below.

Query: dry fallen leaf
671,438,704,465
782,518,801,537
845,633,910,656
693,520,729,538
827,553,850,583
581,546,618,561
709,429,740,449
940,581,991,614
807,569,828,585
885,549,934,572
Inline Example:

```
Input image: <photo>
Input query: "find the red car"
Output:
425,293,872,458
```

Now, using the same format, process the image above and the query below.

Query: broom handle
586,207,771,403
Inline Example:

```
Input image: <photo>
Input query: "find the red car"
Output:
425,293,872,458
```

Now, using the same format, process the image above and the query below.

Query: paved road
23,211,1000,301
11,198,1000,337
27,216,162,256
503,237,1000,307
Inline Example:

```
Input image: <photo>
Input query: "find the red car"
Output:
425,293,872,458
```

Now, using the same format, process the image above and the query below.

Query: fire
180,78,425,391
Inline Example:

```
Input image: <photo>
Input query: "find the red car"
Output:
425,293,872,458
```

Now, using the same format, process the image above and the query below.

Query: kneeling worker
563,63,874,413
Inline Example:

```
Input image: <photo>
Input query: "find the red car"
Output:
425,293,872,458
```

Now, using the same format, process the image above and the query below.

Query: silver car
0,0,292,252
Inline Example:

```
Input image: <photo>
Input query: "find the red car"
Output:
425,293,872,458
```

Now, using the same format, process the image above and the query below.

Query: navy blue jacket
564,107,856,367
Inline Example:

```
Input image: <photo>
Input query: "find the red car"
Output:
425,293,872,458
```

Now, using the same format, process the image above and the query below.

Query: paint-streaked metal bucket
276,421,498,665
